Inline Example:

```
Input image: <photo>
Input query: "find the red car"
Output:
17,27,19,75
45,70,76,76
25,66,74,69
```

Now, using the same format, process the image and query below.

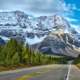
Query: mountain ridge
0,10,80,57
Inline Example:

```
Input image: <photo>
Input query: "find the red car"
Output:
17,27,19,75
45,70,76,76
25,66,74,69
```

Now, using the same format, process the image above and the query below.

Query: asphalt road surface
31,65,68,80
0,64,80,80
69,65,80,80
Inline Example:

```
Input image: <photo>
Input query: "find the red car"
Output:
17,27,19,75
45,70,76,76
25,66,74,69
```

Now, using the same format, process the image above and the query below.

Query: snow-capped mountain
0,11,72,44
0,10,80,57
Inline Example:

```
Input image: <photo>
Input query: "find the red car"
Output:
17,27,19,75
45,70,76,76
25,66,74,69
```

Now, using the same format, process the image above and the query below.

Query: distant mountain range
0,10,80,57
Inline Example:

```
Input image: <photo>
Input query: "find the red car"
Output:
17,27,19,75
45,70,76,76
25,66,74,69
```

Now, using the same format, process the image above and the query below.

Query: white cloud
0,0,79,15
74,26,80,33
66,3,80,11
0,0,71,15
70,24,80,33
65,17,78,22
70,24,79,28
0,0,79,29
76,28,80,33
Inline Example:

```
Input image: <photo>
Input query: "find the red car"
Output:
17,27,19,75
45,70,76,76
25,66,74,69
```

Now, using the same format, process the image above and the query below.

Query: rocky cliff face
0,10,80,57
33,32,80,57
0,11,72,44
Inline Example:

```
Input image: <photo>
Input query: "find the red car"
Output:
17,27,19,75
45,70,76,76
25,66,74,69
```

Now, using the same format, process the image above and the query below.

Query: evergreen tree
0,39,68,68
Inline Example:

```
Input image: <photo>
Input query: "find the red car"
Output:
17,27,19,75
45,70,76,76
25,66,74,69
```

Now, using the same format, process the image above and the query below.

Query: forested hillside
0,39,68,71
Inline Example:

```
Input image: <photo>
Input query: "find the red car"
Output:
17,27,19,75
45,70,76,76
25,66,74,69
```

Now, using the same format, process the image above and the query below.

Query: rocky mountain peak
0,11,80,57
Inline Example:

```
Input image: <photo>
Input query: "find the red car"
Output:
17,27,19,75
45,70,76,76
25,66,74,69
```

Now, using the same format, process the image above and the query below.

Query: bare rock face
0,11,80,57
32,32,80,58
29,14,80,58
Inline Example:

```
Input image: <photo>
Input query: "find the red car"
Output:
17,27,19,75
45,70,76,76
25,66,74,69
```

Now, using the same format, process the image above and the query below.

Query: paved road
30,65,80,80
0,64,79,80
69,65,80,80
0,65,69,80
31,65,68,80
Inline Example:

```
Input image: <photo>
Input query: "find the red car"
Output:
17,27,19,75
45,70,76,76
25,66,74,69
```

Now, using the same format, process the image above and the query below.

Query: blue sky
0,0,80,30
64,0,80,29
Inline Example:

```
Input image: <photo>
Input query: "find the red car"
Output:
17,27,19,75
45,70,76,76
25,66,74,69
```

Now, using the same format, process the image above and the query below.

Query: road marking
17,68,53,80
0,65,54,75
66,64,71,80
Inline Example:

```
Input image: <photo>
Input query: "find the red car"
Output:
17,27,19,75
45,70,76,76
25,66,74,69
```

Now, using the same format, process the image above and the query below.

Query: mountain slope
32,32,80,57
0,11,72,45
0,11,80,57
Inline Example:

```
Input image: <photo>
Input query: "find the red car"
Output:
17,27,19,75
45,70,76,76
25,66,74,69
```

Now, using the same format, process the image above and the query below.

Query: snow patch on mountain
0,10,79,45
25,35,47,45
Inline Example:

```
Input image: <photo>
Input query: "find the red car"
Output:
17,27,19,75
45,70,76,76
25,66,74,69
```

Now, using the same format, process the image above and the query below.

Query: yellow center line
16,68,53,80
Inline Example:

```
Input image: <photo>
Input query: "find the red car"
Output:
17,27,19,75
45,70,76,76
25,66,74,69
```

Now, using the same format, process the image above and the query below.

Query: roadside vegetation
0,39,68,71
74,55,80,69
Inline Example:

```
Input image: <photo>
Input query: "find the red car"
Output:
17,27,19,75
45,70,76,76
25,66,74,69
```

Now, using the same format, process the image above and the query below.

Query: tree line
74,55,80,69
0,39,68,67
